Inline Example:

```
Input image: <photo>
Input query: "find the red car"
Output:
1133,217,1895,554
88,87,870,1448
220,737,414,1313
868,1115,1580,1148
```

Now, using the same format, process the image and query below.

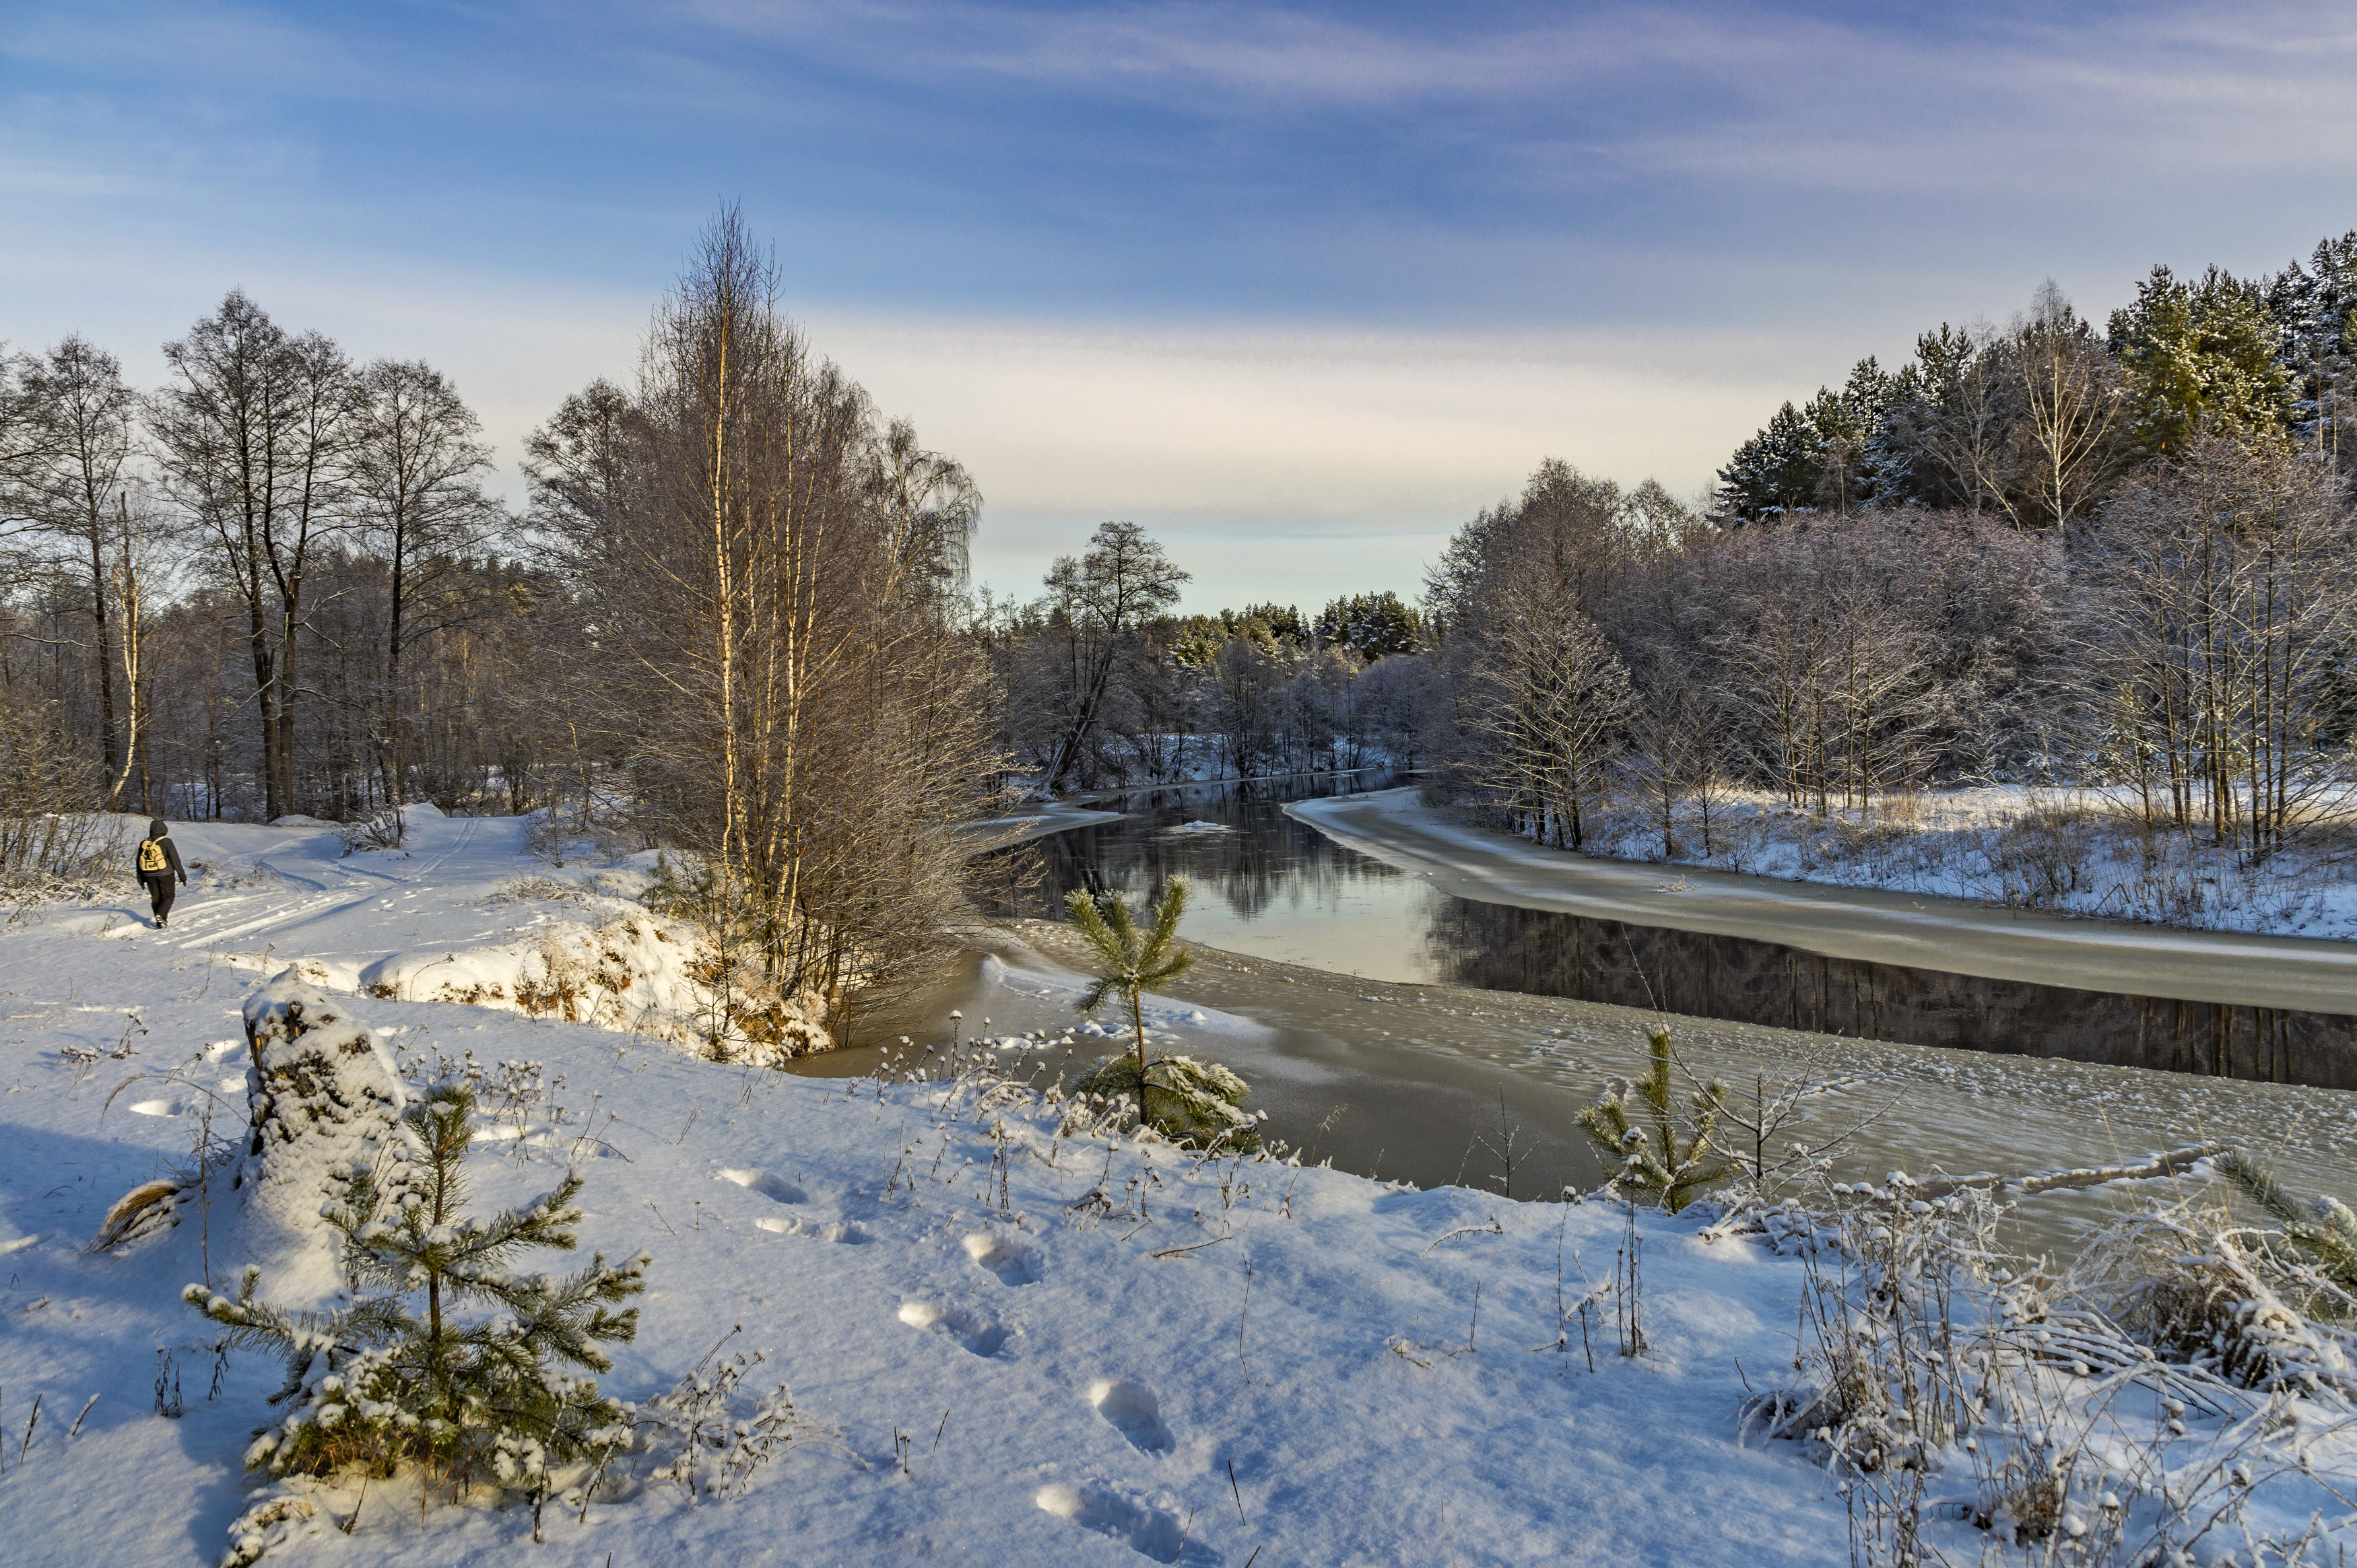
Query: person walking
135,818,187,929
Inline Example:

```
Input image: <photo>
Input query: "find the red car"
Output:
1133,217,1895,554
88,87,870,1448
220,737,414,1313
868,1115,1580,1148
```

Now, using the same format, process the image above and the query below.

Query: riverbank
1289,788,2357,1015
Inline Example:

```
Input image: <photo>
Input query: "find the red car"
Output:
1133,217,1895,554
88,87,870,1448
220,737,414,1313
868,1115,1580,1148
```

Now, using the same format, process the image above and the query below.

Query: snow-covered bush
2062,1198,2357,1400
638,854,834,1061
2217,1150,2357,1294
337,809,404,854
185,1083,646,1554
1735,1171,2357,1565
1067,1052,1261,1152
0,692,114,901
632,1328,855,1503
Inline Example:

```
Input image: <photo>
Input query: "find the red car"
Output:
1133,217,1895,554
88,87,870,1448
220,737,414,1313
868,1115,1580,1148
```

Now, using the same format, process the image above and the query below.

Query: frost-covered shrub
337,809,404,854
186,1083,646,1548
2216,1151,2357,1294
634,1331,853,1502
2062,1197,2357,1398
1067,1054,1261,1152
1735,1173,2357,1565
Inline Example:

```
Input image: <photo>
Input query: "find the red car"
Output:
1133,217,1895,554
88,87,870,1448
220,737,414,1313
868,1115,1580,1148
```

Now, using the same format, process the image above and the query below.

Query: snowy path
1290,788,2357,1014
44,811,536,968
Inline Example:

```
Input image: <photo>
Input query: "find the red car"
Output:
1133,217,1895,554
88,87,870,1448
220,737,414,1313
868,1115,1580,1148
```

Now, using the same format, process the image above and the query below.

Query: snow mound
354,914,829,1056
232,971,411,1301
92,970,409,1304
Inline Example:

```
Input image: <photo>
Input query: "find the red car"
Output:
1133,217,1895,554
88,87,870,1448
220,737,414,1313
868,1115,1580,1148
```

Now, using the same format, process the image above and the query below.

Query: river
834,771,2357,1248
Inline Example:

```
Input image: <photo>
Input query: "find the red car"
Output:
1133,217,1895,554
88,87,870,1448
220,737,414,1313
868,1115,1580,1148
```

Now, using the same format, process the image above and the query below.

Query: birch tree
2012,282,2123,530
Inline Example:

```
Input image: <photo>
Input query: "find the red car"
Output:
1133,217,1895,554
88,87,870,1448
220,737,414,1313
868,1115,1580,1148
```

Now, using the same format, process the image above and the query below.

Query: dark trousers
142,873,176,925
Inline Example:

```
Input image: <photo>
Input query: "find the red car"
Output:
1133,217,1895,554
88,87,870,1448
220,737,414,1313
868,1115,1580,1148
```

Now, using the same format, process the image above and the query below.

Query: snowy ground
3,810,2350,1566
1290,789,2357,1015
1581,784,2357,943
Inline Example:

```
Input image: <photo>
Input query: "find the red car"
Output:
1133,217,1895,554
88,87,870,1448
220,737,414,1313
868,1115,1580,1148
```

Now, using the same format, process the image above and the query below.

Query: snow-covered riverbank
4,809,2354,1565
1288,789,2357,1015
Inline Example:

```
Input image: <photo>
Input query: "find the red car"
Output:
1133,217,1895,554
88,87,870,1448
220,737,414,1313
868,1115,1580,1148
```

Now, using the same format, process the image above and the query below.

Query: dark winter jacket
136,819,187,884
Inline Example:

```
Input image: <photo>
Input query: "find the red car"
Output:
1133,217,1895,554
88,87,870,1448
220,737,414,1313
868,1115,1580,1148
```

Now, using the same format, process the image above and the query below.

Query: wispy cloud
5,0,2353,607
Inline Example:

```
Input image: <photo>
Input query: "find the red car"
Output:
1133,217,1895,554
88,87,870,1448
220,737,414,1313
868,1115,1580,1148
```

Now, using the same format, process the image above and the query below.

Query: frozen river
976,773,2357,1090
825,774,2357,1250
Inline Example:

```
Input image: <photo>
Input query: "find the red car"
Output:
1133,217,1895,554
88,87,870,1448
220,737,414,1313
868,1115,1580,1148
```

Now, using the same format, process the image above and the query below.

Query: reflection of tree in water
971,774,1409,924
1427,898,2357,1091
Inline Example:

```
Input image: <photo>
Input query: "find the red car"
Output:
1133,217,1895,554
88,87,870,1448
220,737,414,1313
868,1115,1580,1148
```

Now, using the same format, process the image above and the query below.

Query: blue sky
6,1,2354,609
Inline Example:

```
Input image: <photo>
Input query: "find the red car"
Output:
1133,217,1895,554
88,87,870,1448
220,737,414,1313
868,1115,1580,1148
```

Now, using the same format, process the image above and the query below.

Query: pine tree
1314,591,1422,660
1717,401,1824,521
1065,879,1194,1071
1062,879,1259,1151
1576,1027,1732,1212
2109,264,2291,458
186,1085,646,1495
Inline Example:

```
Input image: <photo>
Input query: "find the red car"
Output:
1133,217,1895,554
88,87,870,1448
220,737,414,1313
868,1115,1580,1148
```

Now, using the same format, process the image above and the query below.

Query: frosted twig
1420,1216,1504,1256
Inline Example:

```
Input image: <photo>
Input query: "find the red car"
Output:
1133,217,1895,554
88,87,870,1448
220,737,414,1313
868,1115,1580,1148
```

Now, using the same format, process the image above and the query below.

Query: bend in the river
972,772,2357,1091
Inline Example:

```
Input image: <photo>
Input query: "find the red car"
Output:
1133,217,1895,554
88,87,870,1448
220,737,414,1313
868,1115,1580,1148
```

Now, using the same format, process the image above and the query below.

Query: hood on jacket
148,819,169,838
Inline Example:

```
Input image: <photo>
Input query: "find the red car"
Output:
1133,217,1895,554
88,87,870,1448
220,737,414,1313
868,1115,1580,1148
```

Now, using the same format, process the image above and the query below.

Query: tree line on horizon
1423,234,2357,868
1715,231,2355,524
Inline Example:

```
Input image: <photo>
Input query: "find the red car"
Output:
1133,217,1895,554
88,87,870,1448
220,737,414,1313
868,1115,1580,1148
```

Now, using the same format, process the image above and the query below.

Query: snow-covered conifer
1577,1027,1731,1213
1069,1053,1261,1153
185,1083,646,1546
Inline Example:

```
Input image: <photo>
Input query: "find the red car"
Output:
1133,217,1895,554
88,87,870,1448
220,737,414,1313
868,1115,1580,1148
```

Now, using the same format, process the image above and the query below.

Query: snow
977,953,1270,1043
1288,788,2357,1015
29,811,809,1051
3,809,2349,1565
1570,782,2357,943
960,803,1129,848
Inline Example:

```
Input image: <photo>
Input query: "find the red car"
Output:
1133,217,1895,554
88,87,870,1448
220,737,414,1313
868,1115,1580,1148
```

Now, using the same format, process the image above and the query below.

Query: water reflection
1431,901,2354,1089
976,774,2357,1091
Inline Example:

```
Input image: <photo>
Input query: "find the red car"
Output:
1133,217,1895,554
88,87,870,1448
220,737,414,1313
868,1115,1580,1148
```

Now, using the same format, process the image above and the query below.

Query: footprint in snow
1034,1480,1205,1563
717,1167,807,1204
1089,1379,1174,1454
898,1299,1010,1358
754,1216,870,1243
962,1232,1039,1285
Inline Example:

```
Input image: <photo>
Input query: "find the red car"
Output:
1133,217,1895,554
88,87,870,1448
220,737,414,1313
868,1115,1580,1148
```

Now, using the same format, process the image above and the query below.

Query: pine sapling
1065,880,1262,1151
186,1085,646,1506
1577,1025,1732,1213
1066,879,1194,1071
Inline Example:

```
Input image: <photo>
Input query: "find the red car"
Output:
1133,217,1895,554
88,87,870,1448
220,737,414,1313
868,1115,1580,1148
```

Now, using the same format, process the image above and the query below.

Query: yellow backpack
139,838,167,873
